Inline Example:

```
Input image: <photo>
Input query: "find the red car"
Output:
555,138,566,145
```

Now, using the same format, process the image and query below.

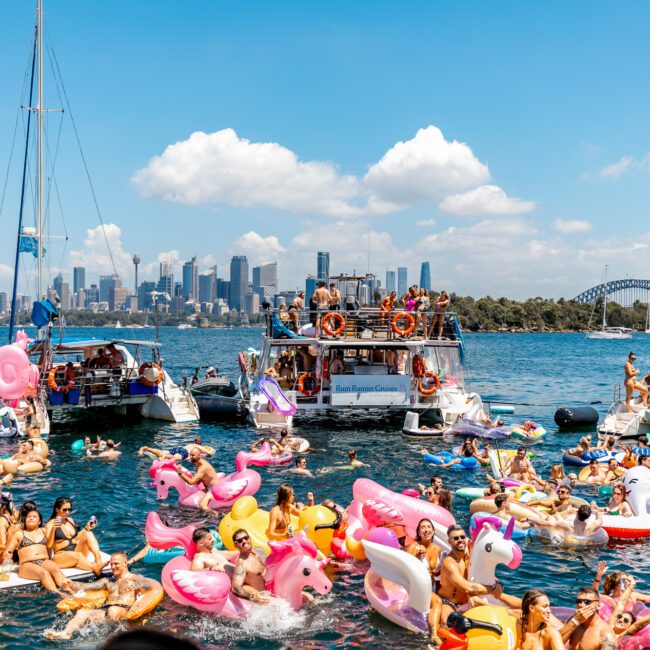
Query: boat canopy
28,338,161,352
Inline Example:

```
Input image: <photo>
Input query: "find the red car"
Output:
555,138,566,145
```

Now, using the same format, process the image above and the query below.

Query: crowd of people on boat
274,281,452,340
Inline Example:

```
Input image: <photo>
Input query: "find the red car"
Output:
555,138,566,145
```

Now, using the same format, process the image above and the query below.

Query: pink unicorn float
145,512,332,617
0,330,39,401
149,447,263,510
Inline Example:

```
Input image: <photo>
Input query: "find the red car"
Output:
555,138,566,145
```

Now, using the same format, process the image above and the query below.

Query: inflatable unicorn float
362,515,522,643
601,465,650,539
148,446,274,510
145,512,331,617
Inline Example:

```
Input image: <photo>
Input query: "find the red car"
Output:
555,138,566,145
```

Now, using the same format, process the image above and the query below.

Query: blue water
1,328,649,649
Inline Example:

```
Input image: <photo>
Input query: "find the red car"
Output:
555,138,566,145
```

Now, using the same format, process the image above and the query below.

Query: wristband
569,617,579,626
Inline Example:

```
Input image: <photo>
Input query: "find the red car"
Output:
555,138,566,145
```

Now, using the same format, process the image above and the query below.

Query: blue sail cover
31,299,58,328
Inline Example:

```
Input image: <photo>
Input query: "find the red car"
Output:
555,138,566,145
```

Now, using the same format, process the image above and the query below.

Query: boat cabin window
423,346,463,389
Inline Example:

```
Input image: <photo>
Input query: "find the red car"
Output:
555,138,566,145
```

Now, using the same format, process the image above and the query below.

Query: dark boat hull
193,394,248,419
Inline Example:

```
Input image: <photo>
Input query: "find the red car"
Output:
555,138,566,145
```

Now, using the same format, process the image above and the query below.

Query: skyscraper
53,273,71,310
182,256,199,300
99,275,121,303
198,272,215,303
397,267,408,297
252,262,278,302
73,267,85,294
229,255,249,313
386,270,396,293
317,252,330,284
419,262,431,292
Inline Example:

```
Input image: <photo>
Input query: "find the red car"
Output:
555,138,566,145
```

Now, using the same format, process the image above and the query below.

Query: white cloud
438,185,537,217
600,156,634,179
553,218,592,233
233,231,286,265
363,126,491,206
132,128,362,217
68,224,133,278
416,218,436,227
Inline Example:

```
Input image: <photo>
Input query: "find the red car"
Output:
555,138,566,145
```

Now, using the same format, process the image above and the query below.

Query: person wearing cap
205,367,217,378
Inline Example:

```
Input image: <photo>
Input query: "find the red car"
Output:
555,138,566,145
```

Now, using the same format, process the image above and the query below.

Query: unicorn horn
504,517,515,541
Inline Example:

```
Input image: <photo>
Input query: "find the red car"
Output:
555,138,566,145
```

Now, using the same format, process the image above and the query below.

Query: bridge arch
574,279,650,305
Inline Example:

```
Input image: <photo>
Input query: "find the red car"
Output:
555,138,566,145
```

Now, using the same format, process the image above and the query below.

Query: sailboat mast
602,265,608,329
36,0,44,300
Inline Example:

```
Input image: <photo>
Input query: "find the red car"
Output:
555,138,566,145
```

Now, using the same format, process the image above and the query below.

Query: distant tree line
448,294,648,332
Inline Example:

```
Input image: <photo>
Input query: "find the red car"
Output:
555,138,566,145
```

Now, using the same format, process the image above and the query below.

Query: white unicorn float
601,465,650,539
362,516,522,635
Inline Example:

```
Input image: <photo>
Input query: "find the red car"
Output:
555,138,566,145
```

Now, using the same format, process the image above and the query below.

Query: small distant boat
114,320,122,328
177,323,193,330
587,266,632,340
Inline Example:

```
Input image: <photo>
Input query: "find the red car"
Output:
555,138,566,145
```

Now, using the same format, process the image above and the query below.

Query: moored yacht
243,304,478,430
598,391,650,442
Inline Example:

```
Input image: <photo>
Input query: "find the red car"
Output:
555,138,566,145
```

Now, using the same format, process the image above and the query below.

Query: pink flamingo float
149,447,264,510
145,512,332,616
344,478,457,559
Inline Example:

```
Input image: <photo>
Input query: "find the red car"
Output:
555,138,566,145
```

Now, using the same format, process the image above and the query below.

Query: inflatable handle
448,612,503,636
314,505,343,532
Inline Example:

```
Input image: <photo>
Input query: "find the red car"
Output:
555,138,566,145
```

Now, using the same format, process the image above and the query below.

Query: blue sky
1,0,649,299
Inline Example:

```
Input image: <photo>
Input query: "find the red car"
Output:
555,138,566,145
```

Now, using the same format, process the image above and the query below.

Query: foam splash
241,596,307,637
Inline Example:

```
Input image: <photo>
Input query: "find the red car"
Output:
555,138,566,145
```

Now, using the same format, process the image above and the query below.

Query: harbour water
0,328,649,649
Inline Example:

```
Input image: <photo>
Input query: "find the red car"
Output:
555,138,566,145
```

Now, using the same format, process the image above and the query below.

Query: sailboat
587,266,632,339
5,1,200,427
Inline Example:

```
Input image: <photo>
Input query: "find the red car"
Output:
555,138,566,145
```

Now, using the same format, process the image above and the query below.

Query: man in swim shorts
11,440,47,468
175,447,222,511
505,446,537,482
189,528,238,571
138,445,189,462
44,551,161,640
230,528,270,604
313,282,331,336
438,524,504,624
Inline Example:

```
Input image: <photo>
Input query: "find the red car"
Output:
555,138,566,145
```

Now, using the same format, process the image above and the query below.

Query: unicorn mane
470,516,501,541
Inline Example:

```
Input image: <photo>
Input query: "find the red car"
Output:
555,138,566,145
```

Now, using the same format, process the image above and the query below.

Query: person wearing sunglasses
230,528,269,604
593,563,650,606
438,524,506,625
44,497,104,576
290,457,314,478
600,484,634,517
189,528,237,572
566,586,615,650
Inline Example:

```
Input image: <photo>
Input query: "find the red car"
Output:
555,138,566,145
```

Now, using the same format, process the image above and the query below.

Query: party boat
244,300,481,431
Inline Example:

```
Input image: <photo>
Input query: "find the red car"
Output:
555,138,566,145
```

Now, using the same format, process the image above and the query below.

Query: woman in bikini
406,519,443,644
3,508,71,593
429,290,450,339
44,497,104,576
267,484,304,541
514,589,564,650
625,352,648,413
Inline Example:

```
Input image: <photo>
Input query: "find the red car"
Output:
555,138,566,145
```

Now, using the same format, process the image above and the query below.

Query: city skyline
2,2,650,301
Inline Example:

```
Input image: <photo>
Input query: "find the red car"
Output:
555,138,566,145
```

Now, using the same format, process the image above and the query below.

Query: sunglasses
450,535,467,541
615,614,631,621
558,490,569,494
61,507,72,512
576,598,597,605
233,535,249,544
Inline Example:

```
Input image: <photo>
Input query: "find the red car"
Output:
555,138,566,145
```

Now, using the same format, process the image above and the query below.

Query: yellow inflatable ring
513,484,535,500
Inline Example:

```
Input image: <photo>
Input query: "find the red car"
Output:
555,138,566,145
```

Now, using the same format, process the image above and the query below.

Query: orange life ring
392,312,415,337
297,372,320,397
418,371,440,396
47,366,74,393
321,312,346,337
412,354,425,378
139,362,163,387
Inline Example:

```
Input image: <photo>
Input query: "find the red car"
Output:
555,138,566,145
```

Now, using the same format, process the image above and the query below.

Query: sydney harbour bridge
574,279,650,307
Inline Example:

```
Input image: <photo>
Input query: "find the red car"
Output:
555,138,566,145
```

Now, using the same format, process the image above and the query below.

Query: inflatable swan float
362,516,522,635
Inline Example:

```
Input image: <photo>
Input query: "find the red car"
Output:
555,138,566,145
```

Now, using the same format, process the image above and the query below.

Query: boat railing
263,307,461,342
38,363,156,405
